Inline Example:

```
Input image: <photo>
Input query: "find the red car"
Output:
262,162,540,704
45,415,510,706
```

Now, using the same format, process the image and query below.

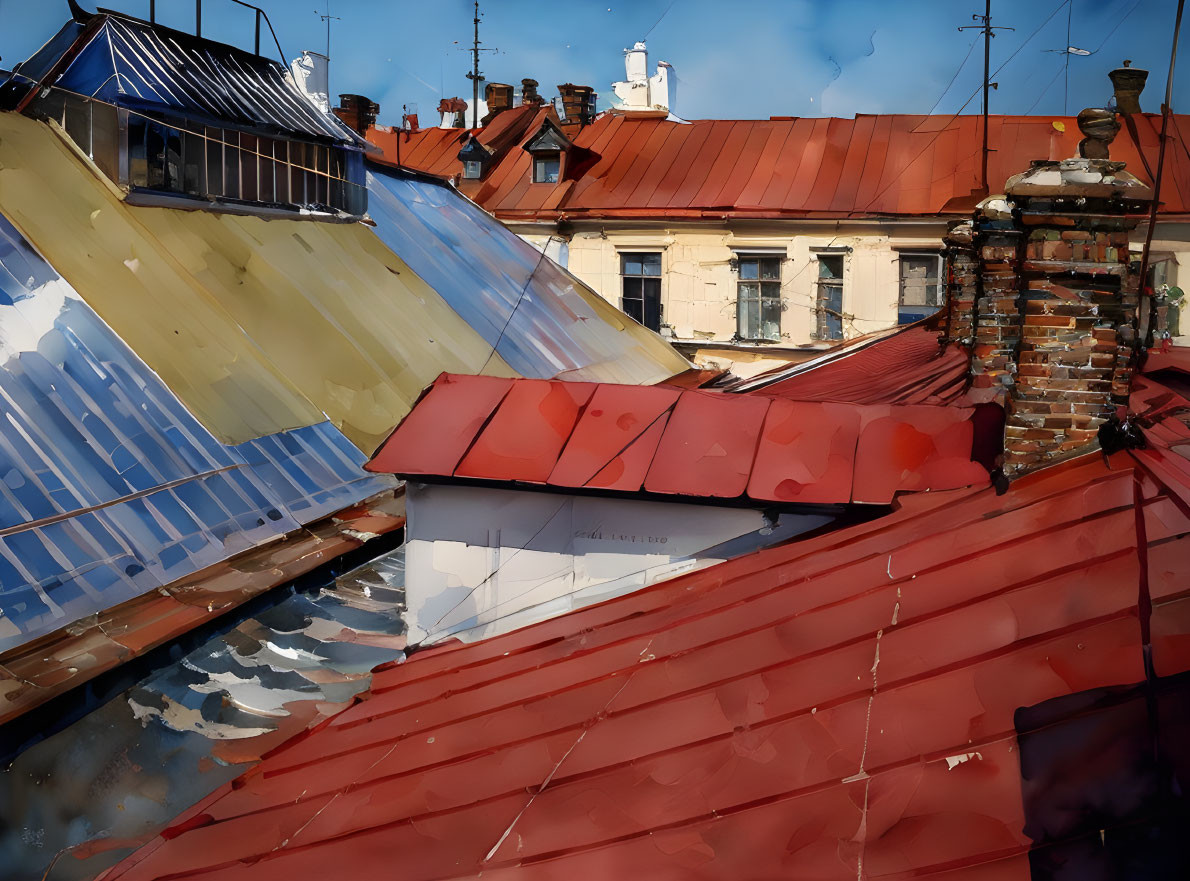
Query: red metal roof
367,104,547,181
364,373,991,505
99,443,1190,881
371,112,1190,220
729,320,972,405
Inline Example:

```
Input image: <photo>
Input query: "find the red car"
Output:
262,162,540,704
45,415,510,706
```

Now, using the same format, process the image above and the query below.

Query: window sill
124,188,362,222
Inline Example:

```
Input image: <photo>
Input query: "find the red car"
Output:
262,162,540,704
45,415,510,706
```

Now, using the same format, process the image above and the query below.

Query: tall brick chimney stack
333,94,379,134
521,78,544,106
558,83,597,137
944,107,1154,478
482,83,514,125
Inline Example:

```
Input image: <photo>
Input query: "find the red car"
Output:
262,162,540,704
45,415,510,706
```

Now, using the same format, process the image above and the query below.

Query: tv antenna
319,1,340,60
461,1,498,128
960,0,1014,191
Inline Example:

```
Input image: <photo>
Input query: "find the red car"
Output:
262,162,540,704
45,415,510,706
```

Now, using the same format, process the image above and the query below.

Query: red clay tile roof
364,373,991,505
99,443,1190,881
371,112,1190,220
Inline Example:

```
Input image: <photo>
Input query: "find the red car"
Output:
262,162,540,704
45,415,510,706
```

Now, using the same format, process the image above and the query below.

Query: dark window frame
815,253,845,341
620,252,663,332
736,254,783,342
532,152,561,184
897,252,943,325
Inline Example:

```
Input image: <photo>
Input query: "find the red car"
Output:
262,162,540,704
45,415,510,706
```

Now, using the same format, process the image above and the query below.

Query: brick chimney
943,107,1154,477
521,78,544,106
437,97,468,128
557,83,596,136
333,93,379,134
482,82,514,125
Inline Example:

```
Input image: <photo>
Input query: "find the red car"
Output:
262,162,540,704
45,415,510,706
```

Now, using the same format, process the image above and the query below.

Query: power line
858,0,1072,213
1027,58,1068,114
642,0,678,41
1064,0,1073,113
927,36,980,115
1089,0,1143,54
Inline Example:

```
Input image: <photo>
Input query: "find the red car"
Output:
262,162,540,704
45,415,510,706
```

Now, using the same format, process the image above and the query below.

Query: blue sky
0,0,1182,125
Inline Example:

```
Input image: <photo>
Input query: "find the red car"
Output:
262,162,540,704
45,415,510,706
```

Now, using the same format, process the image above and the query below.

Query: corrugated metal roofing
365,165,689,384
729,320,972,405
365,374,991,505
40,15,361,143
99,443,1190,881
0,211,393,654
376,112,1190,220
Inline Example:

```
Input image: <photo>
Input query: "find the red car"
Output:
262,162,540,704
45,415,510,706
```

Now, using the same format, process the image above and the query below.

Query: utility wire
1027,58,1068,114
928,36,980,115
1088,0,1143,54
858,0,1072,213
478,238,555,374
1064,0,1073,114
642,0,678,41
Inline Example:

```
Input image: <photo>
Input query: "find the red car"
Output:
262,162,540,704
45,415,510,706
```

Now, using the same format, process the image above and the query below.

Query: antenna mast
320,1,341,61
467,1,483,128
960,1,1014,192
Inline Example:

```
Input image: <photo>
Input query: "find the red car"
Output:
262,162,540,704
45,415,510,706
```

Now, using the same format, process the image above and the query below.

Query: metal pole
982,0,991,192
196,0,201,37
150,0,155,23
472,1,481,128
255,10,261,55
1064,0,1073,114
1136,0,1185,347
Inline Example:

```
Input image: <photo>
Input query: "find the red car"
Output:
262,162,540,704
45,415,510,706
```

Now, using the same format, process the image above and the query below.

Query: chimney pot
1109,63,1148,114
333,93,379,134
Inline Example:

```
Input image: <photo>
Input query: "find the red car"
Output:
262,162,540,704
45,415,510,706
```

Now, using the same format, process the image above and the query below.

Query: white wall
403,482,832,645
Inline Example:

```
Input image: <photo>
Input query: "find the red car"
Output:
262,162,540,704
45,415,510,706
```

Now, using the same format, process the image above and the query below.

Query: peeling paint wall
551,220,1189,346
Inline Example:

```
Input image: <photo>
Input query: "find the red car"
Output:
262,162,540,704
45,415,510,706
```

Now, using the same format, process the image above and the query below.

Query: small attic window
457,137,491,180
523,120,570,185
533,154,560,184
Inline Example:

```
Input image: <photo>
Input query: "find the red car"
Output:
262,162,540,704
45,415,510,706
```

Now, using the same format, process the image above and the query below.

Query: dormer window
523,118,571,185
533,154,561,184
14,13,367,218
457,136,492,180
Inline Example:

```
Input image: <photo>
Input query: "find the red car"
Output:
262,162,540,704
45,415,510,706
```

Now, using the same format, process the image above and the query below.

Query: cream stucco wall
520,219,1190,347
556,221,949,345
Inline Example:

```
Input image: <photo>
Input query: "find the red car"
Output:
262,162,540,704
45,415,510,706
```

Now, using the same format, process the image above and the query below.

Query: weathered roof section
366,374,990,505
99,445,1190,881
729,320,972,405
0,210,393,654
374,112,1190,220
0,110,686,458
365,165,689,384
19,14,361,143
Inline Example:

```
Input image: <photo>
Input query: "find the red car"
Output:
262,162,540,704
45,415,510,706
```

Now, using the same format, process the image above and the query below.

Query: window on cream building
736,254,783,342
898,253,944,325
815,254,845,340
620,252,662,331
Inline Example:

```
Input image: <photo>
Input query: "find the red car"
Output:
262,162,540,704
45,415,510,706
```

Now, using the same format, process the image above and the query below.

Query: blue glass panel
0,212,394,653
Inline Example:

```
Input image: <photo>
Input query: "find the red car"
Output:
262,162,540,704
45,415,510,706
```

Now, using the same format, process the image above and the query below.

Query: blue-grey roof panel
48,15,359,143
0,212,393,653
